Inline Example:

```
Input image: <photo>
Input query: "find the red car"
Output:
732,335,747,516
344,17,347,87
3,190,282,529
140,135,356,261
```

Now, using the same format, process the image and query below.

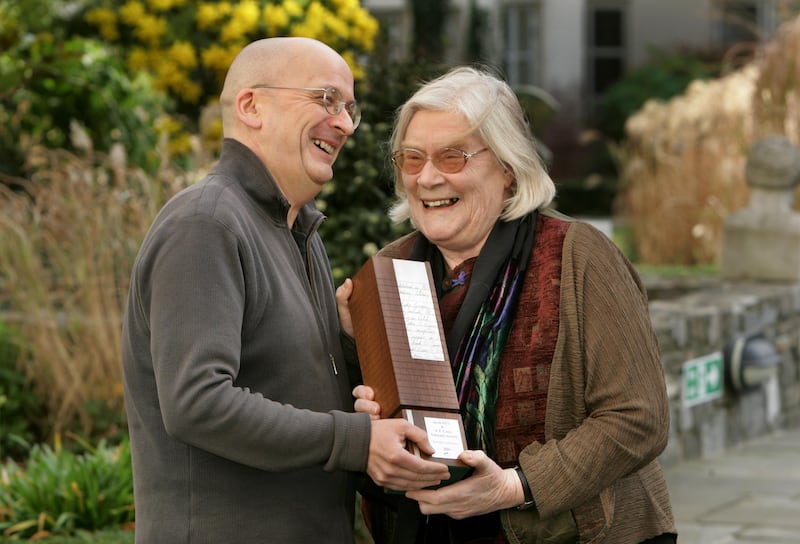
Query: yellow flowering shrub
84,0,379,113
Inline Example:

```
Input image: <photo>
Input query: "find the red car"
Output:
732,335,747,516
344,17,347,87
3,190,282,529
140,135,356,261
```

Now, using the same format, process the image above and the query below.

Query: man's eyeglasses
251,85,361,129
391,147,488,175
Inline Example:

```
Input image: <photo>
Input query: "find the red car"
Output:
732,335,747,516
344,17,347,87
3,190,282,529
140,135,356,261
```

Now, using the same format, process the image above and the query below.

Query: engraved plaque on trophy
350,256,469,485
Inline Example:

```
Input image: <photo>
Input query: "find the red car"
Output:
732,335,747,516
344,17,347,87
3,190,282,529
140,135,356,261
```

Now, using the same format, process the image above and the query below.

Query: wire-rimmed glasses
251,85,361,129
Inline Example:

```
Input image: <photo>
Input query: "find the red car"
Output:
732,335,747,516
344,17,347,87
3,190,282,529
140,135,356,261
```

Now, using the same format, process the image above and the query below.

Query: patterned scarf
452,253,524,455
414,212,536,457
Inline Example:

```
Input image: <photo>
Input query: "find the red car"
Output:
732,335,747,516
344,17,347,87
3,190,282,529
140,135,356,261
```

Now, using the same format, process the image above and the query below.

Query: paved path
664,426,800,543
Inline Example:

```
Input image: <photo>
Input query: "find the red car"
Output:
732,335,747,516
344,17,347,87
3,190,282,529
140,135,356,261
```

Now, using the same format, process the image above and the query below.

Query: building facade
362,0,797,126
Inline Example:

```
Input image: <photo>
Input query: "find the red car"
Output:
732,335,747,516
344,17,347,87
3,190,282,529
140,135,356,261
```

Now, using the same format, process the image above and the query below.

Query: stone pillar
721,135,800,281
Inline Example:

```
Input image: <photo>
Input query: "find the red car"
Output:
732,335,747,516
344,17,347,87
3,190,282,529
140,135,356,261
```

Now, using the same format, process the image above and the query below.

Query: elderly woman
338,66,676,544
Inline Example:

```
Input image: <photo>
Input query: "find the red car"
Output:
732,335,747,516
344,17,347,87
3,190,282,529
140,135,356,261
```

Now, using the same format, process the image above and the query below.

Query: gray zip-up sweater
122,138,371,543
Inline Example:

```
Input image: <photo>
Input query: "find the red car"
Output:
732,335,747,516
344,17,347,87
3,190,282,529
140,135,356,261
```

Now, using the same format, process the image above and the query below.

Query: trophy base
400,408,471,489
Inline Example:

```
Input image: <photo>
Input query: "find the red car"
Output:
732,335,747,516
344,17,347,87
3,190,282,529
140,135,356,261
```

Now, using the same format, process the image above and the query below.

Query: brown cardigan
380,209,675,543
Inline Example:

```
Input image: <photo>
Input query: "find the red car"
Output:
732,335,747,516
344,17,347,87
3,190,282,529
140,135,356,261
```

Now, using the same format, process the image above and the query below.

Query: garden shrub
0,528,134,543
593,46,721,142
78,0,379,120
0,322,46,462
0,0,170,177
319,57,448,284
0,436,134,540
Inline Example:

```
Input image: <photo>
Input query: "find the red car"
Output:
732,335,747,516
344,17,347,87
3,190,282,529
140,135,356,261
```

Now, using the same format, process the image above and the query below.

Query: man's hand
354,377,450,490
406,450,524,518
367,418,451,491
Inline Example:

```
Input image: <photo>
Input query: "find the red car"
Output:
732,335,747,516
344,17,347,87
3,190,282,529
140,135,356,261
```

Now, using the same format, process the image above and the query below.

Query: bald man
121,38,450,543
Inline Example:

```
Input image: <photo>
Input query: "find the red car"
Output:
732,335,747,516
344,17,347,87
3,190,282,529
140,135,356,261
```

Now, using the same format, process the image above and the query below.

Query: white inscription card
393,259,445,361
423,417,464,460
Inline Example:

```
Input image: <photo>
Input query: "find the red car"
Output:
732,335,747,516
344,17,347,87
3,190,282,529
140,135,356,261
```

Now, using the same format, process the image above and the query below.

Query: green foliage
0,528,134,543
0,436,134,540
74,402,127,448
593,47,721,141
319,58,447,284
0,1,170,177
0,0,66,55
411,0,449,60
0,322,46,462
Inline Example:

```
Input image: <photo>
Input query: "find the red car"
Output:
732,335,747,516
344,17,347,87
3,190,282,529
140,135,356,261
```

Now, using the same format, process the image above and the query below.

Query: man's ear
236,89,262,129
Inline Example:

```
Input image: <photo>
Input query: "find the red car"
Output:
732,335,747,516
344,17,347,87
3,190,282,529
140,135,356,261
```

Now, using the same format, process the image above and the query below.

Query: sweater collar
215,138,324,234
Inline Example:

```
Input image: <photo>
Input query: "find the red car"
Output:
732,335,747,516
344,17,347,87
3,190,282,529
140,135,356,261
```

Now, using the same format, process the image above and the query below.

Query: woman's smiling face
400,110,513,267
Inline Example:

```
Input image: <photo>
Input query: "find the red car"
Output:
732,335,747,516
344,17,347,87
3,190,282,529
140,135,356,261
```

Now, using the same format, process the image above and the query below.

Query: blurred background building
364,0,791,123
362,0,799,188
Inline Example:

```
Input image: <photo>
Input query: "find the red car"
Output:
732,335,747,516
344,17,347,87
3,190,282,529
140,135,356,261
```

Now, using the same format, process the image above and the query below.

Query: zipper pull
330,353,338,375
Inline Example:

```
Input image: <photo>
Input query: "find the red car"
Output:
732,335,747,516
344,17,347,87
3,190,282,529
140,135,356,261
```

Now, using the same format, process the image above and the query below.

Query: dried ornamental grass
754,13,800,143
0,137,195,435
617,66,757,265
618,14,800,265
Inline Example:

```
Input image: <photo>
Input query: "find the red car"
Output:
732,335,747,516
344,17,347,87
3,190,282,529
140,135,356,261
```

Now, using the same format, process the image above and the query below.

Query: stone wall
644,276,800,468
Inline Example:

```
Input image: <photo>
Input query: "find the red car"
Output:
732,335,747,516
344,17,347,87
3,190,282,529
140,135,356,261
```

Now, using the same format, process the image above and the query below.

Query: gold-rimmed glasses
391,147,488,175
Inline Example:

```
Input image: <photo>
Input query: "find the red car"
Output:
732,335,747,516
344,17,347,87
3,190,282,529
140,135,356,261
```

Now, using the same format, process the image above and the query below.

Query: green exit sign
682,352,724,407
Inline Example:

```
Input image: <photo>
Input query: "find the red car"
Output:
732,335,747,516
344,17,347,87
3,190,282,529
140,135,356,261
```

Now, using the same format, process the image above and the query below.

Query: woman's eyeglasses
251,85,361,129
391,147,488,175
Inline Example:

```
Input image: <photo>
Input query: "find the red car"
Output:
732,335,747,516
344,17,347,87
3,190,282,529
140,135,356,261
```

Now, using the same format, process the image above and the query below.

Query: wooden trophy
350,256,469,487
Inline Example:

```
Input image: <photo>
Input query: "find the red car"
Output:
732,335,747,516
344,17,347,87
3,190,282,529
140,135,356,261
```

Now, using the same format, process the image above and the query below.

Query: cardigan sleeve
520,221,670,517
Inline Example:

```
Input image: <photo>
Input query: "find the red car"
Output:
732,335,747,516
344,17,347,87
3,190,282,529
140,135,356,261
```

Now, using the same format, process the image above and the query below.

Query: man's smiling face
253,46,357,206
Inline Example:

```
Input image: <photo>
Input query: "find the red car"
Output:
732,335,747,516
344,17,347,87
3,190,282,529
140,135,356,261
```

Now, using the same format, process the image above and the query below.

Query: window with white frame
501,2,542,86
586,2,627,110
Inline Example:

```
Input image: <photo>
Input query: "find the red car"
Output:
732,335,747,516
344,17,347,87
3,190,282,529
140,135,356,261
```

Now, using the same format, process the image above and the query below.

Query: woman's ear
503,166,515,188
235,89,262,129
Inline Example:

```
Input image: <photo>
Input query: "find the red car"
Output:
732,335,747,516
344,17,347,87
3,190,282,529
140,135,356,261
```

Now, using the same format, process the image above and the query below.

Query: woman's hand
352,384,381,420
335,278,354,337
406,450,525,518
